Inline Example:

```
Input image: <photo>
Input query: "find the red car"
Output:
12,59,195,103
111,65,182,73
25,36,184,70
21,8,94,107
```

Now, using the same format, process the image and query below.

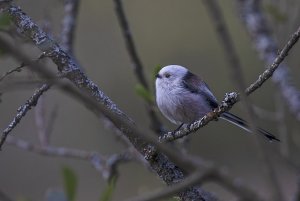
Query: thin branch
237,0,300,120
125,171,210,201
6,135,131,180
159,92,239,142
0,64,25,82
61,0,80,53
113,0,148,88
0,53,45,82
245,26,300,95
202,2,284,200
160,24,300,142
0,83,51,149
34,95,48,146
113,0,163,134
125,164,267,201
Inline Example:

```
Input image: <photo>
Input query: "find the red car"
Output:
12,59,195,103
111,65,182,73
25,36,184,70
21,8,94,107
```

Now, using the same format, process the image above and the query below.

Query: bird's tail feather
220,112,280,142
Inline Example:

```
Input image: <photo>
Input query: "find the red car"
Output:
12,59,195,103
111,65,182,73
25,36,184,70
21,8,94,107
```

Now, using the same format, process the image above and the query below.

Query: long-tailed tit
155,65,279,142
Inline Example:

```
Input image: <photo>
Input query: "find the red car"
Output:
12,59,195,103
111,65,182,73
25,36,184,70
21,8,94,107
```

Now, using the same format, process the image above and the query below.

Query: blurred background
0,0,300,200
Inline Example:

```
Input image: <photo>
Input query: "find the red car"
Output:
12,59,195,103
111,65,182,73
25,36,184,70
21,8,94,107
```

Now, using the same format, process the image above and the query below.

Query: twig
6,135,131,180
34,95,48,146
159,92,239,142
202,1,284,200
113,0,163,134
61,0,80,53
0,64,25,82
0,84,51,149
0,53,45,82
160,24,300,142
125,171,210,201
237,0,300,120
113,0,148,88
245,26,300,95
125,165,266,201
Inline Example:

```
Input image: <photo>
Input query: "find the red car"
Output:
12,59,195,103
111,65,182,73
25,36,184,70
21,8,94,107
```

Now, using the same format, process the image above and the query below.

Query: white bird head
155,65,189,89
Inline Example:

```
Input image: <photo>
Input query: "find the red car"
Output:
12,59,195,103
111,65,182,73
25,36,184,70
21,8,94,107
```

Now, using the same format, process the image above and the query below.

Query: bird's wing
182,71,219,108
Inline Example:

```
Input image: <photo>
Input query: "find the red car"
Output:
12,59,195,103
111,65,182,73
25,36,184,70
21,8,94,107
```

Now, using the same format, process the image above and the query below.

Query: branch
126,164,266,201
125,171,211,201
0,53,45,82
159,92,239,142
0,83,50,149
245,25,300,95
237,0,300,120
0,63,25,82
113,0,163,134
61,0,80,53
160,24,300,142
113,0,148,88
6,136,131,180
202,2,286,201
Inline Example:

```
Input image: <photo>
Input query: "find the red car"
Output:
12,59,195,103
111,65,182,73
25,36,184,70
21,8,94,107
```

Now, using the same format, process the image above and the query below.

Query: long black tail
220,112,280,142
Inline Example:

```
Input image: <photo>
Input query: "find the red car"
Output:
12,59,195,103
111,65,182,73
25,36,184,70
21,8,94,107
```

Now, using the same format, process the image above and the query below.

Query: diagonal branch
113,0,163,134
236,0,300,120
160,24,300,142
6,136,131,180
0,83,50,149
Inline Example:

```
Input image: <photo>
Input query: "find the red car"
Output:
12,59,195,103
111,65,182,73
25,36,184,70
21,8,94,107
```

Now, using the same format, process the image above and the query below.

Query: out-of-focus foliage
135,84,154,103
264,4,287,23
62,166,77,201
99,176,117,201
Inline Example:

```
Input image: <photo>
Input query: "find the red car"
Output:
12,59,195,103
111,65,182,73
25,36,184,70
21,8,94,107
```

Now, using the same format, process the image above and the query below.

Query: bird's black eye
164,73,171,78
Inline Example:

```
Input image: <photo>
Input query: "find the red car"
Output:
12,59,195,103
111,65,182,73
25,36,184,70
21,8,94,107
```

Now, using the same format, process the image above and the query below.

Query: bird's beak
156,74,162,79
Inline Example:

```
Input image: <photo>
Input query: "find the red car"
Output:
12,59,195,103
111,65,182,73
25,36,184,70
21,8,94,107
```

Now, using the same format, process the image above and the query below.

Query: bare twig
126,164,267,201
159,92,239,142
125,171,211,201
202,2,285,200
34,95,47,146
6,135,131,180
61,0,80,53
245,26,300,95
113,0,163,134
0,53,45,82
0,84,51,149
237,0,300,120
0,64,25,82
113,0,148,88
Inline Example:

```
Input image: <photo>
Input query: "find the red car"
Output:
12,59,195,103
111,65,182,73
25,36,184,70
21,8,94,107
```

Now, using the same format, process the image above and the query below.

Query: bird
155,65,279,142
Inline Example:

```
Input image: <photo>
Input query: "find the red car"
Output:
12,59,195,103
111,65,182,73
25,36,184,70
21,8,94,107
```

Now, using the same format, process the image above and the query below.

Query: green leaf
135,84,154,103
0,44,7,56
152,64,163,81
0,13,12,28
16,197,31,201
264,4,287,23
62,166,77,201
99,176,117,201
